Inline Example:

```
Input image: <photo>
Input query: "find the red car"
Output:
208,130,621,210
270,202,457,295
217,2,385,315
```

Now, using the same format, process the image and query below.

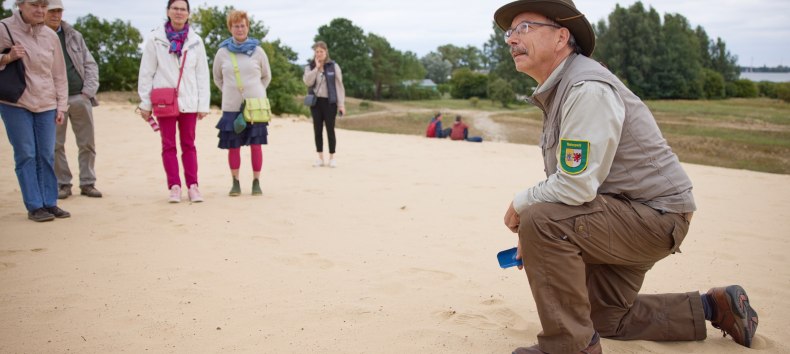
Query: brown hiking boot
707,285,758,347
80,184,103,198
513,332,601,354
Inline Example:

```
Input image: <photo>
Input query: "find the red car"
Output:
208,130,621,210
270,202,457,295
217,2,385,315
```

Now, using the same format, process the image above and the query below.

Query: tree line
3,1,788,112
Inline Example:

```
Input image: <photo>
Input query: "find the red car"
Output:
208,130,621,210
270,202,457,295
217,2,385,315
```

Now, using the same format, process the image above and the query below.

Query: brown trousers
518,194,706,354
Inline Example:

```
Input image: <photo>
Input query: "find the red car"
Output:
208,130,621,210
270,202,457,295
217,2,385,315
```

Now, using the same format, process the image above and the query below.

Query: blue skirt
216,111,268,149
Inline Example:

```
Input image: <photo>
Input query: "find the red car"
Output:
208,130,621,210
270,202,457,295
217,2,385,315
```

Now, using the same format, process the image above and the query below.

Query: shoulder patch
559,139,590,175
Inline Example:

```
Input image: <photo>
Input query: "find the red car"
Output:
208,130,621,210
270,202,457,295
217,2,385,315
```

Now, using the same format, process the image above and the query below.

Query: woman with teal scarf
212,10,271,196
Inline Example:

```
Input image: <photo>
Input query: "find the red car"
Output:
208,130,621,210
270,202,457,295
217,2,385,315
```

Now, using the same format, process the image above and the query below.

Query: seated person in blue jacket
425,112,451,138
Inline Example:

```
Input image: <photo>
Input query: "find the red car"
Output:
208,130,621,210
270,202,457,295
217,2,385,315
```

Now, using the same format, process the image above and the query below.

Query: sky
7,0,789,67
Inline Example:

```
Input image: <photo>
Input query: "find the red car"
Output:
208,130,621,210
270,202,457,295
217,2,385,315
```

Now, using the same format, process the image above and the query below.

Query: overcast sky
9,0,789,67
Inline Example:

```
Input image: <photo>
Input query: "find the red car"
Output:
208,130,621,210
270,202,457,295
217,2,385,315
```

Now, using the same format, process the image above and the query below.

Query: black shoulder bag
0,22,27,103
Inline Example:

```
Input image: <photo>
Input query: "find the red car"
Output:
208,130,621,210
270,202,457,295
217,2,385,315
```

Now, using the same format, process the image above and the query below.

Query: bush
469,97,479,107
726,79,759,98
700,69,725,99
777,83,790,103
449,68,488,99
757,81,779,99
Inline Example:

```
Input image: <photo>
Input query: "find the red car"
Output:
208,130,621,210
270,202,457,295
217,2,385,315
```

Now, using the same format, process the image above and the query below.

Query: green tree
654,13,703,99
594,2,663,98
367,33,400,100
488,77,514,107
74,15,142,91
709,37,739,82
397,50,426,83
261,40,306,115
421,52,452,84
437,44,483,71
449,68,487,99
315,18,374,99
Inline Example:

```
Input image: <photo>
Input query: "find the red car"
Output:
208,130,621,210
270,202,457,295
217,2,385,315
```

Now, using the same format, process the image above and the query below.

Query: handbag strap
175,50,188,92
308,71,324,95
2,22,15,46
229,52,244,97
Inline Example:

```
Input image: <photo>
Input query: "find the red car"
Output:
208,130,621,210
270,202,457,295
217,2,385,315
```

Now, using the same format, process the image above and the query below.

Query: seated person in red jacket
425,112,451,138
450,115,469,140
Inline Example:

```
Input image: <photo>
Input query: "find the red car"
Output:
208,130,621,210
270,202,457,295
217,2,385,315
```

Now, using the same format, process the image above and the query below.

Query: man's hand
504,202,520,233
516,240,524,270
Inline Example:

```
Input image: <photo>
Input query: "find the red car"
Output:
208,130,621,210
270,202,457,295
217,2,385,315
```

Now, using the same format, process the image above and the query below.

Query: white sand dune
1,99,788,353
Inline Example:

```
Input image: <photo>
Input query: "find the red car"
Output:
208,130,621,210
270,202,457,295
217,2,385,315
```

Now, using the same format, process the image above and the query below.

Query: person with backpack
425,112,451,138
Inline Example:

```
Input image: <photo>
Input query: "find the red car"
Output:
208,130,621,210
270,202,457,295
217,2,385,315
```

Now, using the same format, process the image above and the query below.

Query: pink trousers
157,113,198,189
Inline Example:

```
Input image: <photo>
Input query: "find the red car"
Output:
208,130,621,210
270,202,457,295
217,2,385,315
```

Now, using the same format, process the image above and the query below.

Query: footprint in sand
402,267,456,283
433,299,529,331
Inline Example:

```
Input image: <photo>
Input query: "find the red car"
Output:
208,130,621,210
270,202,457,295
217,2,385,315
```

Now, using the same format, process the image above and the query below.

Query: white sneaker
328,159,337,168
188,184,203,203
312,159,325,167
168,185,181,203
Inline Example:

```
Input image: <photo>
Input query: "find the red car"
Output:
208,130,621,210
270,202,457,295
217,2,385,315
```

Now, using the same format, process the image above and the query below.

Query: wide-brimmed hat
47,0,64,10
494,0,595,57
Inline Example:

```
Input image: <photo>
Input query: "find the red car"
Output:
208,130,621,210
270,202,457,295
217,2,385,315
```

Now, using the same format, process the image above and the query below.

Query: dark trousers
518,194,705,353
310,97,337,154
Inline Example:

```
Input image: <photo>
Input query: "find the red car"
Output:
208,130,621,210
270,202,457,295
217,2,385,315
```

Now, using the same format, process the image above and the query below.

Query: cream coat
137,25,210,113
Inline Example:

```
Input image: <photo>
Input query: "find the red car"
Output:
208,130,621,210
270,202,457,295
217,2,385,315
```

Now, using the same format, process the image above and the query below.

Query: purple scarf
165,21,189,57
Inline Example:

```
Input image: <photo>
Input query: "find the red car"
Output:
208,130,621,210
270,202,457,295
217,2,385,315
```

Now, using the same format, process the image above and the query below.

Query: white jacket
137,26,210,113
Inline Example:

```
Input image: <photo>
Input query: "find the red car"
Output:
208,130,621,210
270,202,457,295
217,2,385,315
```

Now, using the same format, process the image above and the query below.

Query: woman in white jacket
137,0,210,203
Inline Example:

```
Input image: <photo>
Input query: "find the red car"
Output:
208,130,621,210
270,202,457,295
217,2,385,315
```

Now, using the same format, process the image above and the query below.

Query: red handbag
150,51,187,118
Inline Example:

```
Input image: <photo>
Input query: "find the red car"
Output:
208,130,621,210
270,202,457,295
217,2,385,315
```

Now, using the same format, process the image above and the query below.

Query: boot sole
719,285,758,347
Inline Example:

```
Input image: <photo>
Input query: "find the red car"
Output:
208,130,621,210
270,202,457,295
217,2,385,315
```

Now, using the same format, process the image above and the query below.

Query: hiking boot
28,208,55,222
229,178,241,196
168,185,182,203
58,185,72,200
46,206,71,218
80,184,103,198
188,184,203,203
251,178,262,196
513,332,601,354
707,285,758,347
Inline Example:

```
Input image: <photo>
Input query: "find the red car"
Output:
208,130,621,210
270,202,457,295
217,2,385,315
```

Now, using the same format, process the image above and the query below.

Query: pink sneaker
188,184,203,203
168,185,181,203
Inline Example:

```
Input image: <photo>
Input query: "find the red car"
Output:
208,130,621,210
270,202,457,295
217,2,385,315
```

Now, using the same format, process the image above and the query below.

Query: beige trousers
55,94,96,187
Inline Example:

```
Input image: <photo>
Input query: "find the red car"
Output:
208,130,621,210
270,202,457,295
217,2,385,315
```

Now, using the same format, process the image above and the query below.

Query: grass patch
339,97,790,174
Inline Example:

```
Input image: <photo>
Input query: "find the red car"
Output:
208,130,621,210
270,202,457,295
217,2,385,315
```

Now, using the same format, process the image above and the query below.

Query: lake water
739,72,790,82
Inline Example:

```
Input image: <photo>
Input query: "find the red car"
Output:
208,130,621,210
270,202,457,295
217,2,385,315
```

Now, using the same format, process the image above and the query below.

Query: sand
1,98,788,353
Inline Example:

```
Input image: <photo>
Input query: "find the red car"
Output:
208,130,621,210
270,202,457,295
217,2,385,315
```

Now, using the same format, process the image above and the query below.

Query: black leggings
310,97,337,154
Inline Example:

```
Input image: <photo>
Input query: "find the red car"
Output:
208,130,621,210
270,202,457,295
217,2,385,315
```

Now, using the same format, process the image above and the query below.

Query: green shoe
229,178,241,196
252,178,262,196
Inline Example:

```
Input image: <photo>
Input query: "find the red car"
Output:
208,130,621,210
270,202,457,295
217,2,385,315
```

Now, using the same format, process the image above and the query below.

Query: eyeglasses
503,21,561,41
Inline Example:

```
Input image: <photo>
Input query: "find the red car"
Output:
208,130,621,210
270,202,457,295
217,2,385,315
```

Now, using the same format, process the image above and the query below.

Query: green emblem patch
559,139,589,175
